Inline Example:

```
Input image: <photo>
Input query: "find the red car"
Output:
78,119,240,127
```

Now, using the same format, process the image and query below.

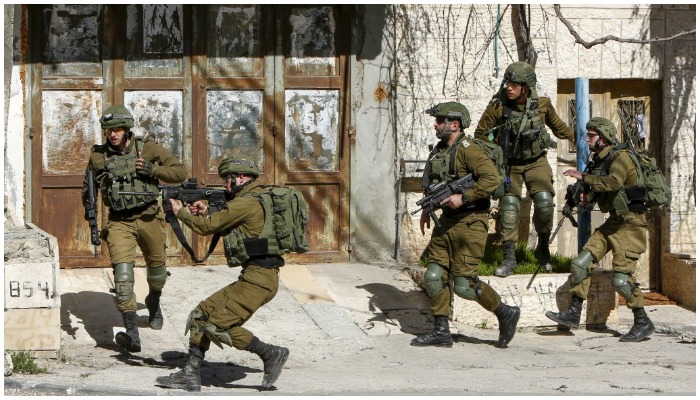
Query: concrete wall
4,5,26,225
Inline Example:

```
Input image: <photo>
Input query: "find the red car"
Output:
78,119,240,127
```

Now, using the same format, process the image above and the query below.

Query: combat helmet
100,105,134,130
503,62,537,88
425,102,471,129
218,157,260,178
586,117,617,143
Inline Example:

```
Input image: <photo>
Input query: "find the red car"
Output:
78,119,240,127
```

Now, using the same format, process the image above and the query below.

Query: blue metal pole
574,77,591,252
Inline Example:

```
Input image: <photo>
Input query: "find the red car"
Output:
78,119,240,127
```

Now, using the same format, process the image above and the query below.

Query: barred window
616,100,646,152
567,99,592,153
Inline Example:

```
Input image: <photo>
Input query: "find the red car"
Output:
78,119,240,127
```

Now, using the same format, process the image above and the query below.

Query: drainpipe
494,4,500,78
574,77,591,252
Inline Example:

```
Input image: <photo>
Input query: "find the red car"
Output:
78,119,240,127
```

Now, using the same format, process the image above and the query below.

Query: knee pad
612,272,635,302
453,276,479,301
532,191,555,228
185,306,233,350
424,263,446,298
147,264,168,291
499,195,521,230
570,250,593,285
113,262,134,302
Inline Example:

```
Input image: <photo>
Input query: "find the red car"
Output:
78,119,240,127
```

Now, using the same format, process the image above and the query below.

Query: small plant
479,319,488,329
418,238,572,276
10,350,47,374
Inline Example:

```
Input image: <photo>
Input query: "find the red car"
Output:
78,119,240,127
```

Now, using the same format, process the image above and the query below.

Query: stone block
407,266,618,331
4,308,61,357
4,262,60,309
660,254,696,310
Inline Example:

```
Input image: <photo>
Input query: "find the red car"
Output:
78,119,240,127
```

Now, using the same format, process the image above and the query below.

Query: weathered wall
4,5,25,224
392,4,696,263
350,5,397,262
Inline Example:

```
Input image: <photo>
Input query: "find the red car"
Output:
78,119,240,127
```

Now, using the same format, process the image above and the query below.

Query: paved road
5,263,696,396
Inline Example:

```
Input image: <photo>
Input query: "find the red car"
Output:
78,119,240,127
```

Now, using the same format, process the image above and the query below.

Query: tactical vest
421,136,491,212
99,138,160,212
591,148,642,215
500,97,550,161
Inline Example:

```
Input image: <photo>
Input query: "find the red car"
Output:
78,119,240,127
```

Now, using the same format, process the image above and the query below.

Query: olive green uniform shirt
474,96,575,144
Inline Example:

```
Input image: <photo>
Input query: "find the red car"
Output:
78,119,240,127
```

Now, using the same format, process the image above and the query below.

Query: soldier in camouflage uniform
156,157,289,392
474,62,575,277
412,102,520,349
545,117,655,342
82,105,188,353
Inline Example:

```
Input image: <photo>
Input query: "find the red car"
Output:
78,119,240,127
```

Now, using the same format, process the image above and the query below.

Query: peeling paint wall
124,90,184,159
285,90,339,171
5,5,26,223
206,90,264,172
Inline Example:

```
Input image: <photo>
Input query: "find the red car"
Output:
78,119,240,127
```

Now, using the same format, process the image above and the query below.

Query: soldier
474,61,575,277
156,157,289,392
411,102,520,349
82,105,188,352
545,117,655,342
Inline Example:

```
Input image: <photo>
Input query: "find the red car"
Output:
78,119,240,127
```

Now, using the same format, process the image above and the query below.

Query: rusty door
189,5,351,264
29,5,351,267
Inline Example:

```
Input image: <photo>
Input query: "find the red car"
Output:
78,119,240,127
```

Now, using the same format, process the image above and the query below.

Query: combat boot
156,347,203,391
145,290,164,330
494,303,520,348
248,337,290,389
620,307,655,342
545,295,584,329
410,316,453,347
115,311,141,352
534,233,552,272
495,240,516,277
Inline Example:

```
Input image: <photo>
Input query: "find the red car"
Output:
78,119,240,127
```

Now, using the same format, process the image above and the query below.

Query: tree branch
554,4,696,49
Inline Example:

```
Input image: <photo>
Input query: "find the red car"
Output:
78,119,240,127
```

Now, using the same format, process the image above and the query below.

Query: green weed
10,350,47,374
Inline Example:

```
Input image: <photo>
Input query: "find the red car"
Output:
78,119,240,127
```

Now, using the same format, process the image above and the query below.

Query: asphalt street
4,262,696,396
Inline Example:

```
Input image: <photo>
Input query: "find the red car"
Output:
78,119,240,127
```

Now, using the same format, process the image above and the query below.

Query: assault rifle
86,170,101,257
119,178,227,263
119,178,227,214
411,174,476,228
526,179,591,290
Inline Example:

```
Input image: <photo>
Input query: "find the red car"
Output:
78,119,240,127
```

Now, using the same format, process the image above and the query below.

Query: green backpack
606,144,672,209
255,186,311,254
468,137,506,200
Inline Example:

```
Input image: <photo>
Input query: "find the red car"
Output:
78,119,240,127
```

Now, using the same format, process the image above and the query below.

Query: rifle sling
162,200,220,263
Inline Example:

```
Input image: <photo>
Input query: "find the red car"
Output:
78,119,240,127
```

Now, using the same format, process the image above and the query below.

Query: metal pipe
574,77,591,252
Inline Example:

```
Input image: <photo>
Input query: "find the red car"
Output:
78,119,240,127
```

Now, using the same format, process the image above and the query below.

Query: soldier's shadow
60,291,123,351
154,350,269,391
452,333,498,347
60,290,152,352
355,282,433,335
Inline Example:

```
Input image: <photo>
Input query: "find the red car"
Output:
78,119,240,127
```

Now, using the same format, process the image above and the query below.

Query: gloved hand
136,158,156,177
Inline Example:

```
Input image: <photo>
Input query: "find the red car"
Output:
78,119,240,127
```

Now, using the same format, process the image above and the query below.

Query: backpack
606,144,672,209
255,185,310,254
468,137,506,200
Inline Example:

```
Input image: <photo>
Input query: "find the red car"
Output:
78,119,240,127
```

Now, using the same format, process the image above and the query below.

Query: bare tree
554,4,695,49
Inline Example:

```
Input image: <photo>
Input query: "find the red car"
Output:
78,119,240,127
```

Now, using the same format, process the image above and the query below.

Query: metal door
29,5,351,267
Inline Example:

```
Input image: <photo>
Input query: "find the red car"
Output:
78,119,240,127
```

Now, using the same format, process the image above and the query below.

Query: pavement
4,262,697,396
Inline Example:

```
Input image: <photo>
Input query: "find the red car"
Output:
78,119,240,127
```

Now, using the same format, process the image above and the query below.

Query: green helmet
218,157,260,178
425,101,471,129
586,117,617,143
503,62,537,88
100,105,134,129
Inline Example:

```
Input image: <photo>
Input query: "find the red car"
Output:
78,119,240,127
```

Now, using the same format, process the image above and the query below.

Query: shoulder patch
460,139,471,148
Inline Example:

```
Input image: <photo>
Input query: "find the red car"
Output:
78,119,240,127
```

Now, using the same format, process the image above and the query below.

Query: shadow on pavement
356,282,433,335
60,291,123,351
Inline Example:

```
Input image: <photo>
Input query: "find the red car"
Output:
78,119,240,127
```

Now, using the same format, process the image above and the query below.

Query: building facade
4,5,695,296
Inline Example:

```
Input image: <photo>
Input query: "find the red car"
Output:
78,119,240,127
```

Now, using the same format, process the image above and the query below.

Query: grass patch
10,350,47,374
420,240,572,276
